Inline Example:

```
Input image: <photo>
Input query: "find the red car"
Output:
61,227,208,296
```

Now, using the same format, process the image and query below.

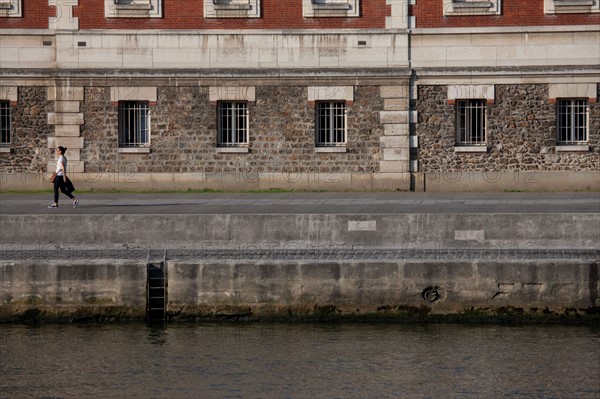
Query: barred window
557,99,588,144
456,99,486,146
316,101,346,147
218,102,248,147
0,101,10,146
118,101,150,147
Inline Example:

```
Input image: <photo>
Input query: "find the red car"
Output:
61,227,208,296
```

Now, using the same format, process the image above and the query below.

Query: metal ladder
146,250,167,322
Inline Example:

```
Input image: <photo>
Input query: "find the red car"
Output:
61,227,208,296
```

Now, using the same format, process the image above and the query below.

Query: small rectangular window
118,101,150,147
303,0,359,17
218,102,248,147
316,101,347,147
0,0,22,17
544,0,600,14
0,101,10,147
204,0,261,18
456,99,486,146
105,0,162,18
557,99,588,144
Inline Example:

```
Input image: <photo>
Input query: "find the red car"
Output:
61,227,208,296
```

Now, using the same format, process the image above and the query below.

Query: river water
1,323,599,399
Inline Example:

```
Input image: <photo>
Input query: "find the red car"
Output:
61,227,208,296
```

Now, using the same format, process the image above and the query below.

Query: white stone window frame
0,0,22,17
0,101,11,151
303,0,360,18
308,86,353,152
217,101,249,150
105,0,163,19
204,0,260,18
315,101,348,149
0,86,17,153
556,98,589,148
544,0,600,14
550,83,596,151
118,101,151,151
448,85,494,152
455,99,487,149
443,0,501,16
111,87,157,153
210,87,255,153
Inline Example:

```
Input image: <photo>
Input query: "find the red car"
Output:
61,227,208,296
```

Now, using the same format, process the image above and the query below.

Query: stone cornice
0,28,408,35
411,25,600,35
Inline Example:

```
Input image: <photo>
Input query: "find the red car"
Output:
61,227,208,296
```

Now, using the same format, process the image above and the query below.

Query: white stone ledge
383,147,409,161
216,147,250,153
412,25,600,35
58,28,408,36
48,137,84,149
315,147,347,153
556,145,590,152
381,135,409,147
0,147,11,153
379,160,409,173
414,71,600,86
454,146,489,153
118,147,151,154
54,125,81,137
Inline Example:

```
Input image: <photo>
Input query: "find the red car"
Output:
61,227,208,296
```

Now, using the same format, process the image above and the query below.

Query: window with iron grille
218,102,248,147
316,101,346,147
557,99,588,144
118,101,150,147
456,99,486,146
0,101,9,146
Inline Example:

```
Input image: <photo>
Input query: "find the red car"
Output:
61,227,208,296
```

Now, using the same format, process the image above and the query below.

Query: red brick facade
0,0,391,30
0,0,51,29
411,0,600,28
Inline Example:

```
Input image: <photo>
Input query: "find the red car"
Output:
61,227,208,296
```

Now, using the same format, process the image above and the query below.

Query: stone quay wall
1,211,598,322
1,259,598,323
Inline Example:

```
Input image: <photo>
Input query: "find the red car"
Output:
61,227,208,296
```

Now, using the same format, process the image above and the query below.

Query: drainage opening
421,286,441,303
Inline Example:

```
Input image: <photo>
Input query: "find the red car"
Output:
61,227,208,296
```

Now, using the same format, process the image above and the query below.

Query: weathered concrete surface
1,213,599,250
0,261,146,322
167,260,600,316
1,193,598,322
1,259,598,322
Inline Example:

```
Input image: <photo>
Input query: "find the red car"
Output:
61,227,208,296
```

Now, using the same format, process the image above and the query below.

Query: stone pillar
47,86,84,174
49,0,79,30
378,85,411,190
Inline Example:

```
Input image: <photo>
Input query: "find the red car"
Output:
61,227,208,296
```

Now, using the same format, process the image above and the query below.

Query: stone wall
416,84,599,173
81,85,383,176
0,87,52,174
1,259,598,322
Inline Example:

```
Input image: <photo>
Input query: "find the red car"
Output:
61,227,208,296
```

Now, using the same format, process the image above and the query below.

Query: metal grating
119,101,150,147
557,99,588,144
457,99,486,146
218,101,248,147
0,101,10,146
316,101,346,147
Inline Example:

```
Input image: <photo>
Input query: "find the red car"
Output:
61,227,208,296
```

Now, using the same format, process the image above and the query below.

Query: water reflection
146,323,168,347
1,323,599,398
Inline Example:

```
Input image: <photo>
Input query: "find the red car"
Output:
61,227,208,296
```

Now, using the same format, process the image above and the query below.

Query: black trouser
53,176,74,203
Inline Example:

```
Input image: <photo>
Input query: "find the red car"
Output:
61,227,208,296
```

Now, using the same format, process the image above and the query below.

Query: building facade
0,0,598,191
410,0,600,191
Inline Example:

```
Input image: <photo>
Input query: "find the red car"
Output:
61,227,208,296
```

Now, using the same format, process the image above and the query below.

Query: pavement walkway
1,192,599,215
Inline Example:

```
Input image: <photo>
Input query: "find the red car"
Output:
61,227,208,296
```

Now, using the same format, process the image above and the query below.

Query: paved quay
1,191,599,215
2,192,599,321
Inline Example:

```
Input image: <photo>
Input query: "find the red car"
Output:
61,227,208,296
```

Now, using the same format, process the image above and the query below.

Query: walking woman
48,146,79,208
